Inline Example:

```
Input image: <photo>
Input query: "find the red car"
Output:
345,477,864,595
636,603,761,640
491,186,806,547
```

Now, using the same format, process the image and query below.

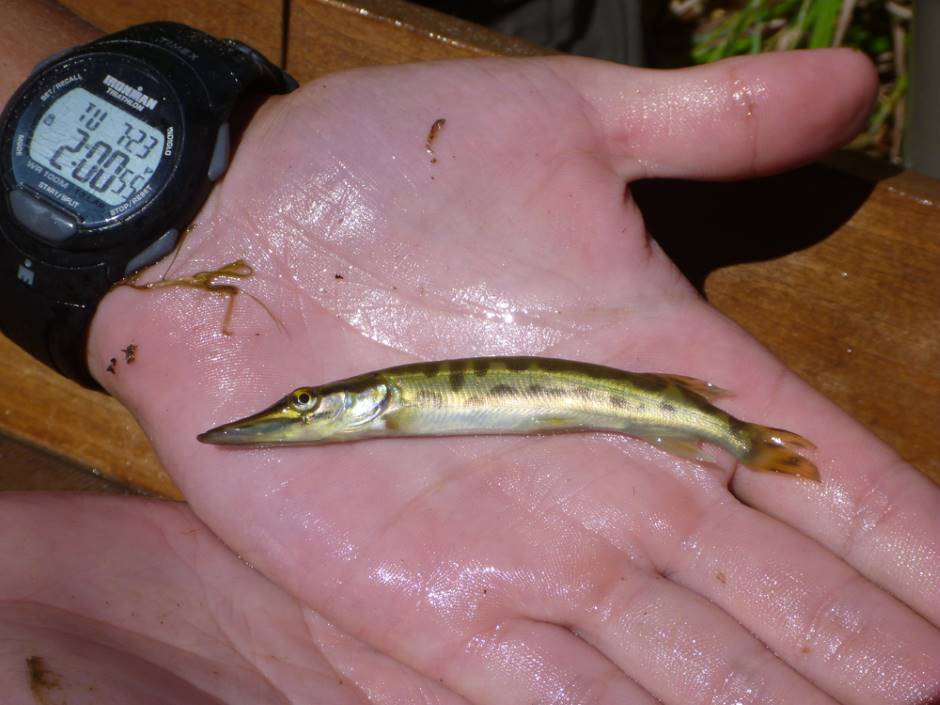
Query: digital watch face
29,87,165,208
7,54,181,235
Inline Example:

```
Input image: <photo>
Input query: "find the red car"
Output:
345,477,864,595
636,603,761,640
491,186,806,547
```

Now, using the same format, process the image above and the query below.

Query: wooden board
286,0,544,81
57,0,284,61
0,432,129,493
0,336,181,498
0,0,937,497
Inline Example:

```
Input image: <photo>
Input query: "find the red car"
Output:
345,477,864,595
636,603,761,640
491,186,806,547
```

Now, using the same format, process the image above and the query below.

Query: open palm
4,51,938,704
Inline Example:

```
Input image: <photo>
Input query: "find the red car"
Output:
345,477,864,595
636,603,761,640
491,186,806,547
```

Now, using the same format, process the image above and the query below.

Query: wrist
0,0,99,103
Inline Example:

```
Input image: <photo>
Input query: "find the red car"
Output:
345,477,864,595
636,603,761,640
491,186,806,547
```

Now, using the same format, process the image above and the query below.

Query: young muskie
198,357,819,480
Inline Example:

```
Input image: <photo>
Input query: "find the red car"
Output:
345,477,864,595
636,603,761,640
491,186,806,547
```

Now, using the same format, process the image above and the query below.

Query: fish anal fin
643,434,712,464
658,374,730,401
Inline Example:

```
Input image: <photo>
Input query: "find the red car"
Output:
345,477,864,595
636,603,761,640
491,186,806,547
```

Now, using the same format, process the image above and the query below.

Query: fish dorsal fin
658,374,730,401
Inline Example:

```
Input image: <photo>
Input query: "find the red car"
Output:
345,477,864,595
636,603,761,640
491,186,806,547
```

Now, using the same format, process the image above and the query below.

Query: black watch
0,22,297,389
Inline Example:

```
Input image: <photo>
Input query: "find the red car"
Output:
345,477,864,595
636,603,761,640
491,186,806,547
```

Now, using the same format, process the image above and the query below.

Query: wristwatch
0,22,297,388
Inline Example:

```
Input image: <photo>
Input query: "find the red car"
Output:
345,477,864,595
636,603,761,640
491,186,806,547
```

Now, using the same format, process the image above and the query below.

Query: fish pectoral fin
642,433,713,463
658,374,730,401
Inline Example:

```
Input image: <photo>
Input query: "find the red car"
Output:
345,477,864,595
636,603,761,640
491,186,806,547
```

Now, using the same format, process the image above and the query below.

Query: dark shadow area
410,0,535,26
630,163,886,292
412,0,644,64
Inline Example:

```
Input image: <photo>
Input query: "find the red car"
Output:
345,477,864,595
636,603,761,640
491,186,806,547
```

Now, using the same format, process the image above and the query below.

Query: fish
197,356,819,480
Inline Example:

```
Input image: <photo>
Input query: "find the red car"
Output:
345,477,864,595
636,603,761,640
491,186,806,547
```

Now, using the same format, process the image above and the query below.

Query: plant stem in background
672,0,910,162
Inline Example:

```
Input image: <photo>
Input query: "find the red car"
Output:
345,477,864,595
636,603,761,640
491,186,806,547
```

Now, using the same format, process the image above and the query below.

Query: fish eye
290,389,317,412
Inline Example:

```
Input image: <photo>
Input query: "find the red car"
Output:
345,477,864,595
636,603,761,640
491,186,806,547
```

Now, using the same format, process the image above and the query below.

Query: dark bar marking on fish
579,364,612,379
490,384,515,397
473,359,491,376
673,383,717,412
449,370,466,392
505,358,532,371
572,386,595,400
609,395,629,409
535,358,573,372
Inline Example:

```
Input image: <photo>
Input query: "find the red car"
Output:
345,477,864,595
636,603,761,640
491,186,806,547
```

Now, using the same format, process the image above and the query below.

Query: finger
301,612,479,705
565,49,877,180
565,566,838,705
430,618,660,705
729,370,940,629
658,499,940,705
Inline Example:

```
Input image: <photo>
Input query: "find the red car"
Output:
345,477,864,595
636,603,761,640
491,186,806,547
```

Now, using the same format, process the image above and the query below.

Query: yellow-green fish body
198,357,818,480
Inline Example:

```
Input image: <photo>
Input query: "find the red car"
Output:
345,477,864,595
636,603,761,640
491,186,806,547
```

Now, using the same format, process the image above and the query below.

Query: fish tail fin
739,424,820,481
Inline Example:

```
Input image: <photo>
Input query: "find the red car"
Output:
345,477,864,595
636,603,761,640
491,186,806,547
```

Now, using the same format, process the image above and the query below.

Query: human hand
6,50,939,703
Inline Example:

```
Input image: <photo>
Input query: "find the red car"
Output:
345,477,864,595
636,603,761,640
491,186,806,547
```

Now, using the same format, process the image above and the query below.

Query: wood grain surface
58,0,284,61
287,0,544,81
1,0,937,498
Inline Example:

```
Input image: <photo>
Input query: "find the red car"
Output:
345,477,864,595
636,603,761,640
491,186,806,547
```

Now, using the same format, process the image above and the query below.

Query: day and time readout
28,87,165,208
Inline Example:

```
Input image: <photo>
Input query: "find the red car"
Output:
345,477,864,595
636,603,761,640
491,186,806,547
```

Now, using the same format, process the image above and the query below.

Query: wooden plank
287,0,544,82
0,336,182,498
57,0,284,61
0,433,129,493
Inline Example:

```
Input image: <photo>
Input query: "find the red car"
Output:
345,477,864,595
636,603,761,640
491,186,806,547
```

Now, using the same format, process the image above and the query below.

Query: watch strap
0,247,108,388
96,22,298,115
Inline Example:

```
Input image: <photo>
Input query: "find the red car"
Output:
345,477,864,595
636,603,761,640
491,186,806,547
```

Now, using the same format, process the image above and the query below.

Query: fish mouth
198,407,295,446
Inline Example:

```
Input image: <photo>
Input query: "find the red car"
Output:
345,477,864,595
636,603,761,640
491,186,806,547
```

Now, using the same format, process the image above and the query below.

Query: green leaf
808,0,842,49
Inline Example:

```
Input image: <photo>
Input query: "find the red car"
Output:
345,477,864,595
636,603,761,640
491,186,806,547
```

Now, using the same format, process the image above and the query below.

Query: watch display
29,87,165,208
7,56,180,232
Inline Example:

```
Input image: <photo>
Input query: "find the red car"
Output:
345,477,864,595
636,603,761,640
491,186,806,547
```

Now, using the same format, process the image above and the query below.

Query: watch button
8,189,78,244
207,122,230,181
124,228,179,277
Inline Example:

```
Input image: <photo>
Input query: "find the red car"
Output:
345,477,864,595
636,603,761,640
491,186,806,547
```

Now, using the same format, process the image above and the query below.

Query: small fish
198,357,818,480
